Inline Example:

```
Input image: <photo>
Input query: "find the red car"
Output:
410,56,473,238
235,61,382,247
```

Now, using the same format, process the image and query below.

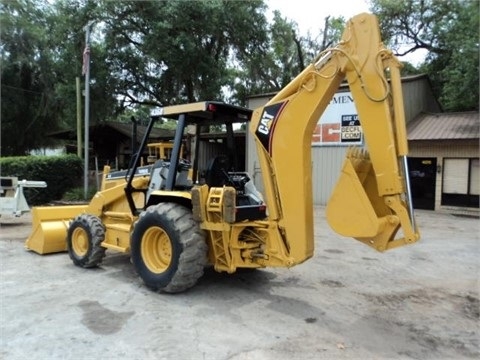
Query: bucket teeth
347,147,370,160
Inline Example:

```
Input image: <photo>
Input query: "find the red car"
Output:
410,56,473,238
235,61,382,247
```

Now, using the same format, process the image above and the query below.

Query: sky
266,0,427,65
266,0,370,35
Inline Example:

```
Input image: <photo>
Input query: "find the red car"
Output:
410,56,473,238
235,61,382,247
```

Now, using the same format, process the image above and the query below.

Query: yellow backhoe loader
25,13,420,293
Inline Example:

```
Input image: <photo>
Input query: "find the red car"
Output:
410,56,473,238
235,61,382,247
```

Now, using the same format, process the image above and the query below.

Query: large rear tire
130,202,208,293
67,214,106,268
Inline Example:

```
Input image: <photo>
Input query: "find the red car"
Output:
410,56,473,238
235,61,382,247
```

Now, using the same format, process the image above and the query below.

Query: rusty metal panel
408,112,479,140
401,75,442,123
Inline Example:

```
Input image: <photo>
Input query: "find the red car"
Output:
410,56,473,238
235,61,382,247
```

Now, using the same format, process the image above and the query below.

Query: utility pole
83,22,93,200
76,77,82,159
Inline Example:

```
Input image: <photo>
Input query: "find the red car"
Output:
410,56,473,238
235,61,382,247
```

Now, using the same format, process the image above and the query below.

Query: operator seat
204,154,267,221
205,155,230,188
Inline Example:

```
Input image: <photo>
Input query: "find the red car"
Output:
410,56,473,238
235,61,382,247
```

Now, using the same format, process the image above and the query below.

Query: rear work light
207,103,217,112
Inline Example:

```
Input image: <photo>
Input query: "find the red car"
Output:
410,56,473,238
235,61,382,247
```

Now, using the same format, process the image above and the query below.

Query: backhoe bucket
326,149,419,252
25,205,88,254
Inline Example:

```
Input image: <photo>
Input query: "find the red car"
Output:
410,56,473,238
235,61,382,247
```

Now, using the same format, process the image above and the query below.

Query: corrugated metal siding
248,96,274,110
197,141,222,172
403,80,425,123
402,77,441,123
245,131,264,192
246,142,349,205
196,136,247,175
311,146,347,204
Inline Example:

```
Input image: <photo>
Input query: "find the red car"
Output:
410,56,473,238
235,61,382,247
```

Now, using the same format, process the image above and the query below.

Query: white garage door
443,158,468,194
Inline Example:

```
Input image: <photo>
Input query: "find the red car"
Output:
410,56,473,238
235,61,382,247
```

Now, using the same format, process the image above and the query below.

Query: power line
2,84,44,94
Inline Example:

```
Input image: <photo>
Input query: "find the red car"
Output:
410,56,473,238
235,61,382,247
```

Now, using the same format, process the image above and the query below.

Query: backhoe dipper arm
250,13,420,263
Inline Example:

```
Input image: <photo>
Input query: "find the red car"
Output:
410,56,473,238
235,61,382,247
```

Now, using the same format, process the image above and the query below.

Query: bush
0,155,83,205
62,187,97,202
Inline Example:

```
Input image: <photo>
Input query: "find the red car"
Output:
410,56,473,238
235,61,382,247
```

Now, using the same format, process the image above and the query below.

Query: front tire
67,214,106,268
130,202,208,293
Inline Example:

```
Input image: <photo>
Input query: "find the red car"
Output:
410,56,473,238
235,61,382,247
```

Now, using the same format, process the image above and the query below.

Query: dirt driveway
1,207,479,360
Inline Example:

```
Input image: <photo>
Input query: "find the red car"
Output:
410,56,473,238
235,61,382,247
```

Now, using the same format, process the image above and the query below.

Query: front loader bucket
25,205,88,254
326,149,419,252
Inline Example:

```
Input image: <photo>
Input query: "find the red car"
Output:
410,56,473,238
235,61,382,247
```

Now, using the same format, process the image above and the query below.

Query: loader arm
250,13,420,262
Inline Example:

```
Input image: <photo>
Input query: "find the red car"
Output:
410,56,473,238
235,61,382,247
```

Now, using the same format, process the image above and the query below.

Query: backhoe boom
250,13,420,261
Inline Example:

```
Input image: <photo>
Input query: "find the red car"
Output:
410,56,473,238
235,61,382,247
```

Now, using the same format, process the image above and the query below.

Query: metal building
407,112,479,215
246,74,479,215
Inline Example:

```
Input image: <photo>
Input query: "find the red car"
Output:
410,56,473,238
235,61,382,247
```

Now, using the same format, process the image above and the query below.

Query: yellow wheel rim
141,226,172,274
72,227,89,257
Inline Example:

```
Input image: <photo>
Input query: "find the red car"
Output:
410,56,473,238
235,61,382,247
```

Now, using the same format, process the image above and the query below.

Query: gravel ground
0,206,479,360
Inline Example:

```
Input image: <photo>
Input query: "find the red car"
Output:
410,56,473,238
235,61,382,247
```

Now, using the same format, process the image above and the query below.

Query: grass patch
62,187,97,202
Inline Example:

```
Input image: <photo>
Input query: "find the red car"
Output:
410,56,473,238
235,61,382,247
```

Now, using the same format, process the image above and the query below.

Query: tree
48,0,119,126
1,0,59,155
1,0,119,155
231,11,347,103
6,0,428,157
369,0,479,111
302,15,345,60
230,11,299,103
99,0,270,107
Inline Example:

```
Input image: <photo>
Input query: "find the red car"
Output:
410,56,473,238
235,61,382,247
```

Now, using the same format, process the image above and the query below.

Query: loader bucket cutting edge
326,153,416,252
25,205,88,254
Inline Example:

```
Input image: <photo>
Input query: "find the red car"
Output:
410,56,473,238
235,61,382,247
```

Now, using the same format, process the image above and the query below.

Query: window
469,159,479,196
443,159,469,194
442,158,479,208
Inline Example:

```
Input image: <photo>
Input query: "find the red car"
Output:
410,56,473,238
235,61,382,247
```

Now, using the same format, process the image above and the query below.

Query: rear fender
146,190,192,209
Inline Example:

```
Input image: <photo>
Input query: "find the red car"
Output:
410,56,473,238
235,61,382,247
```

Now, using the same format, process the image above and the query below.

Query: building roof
407,111,479,140
247,74,431,99
48,121,175,142
105,121,175,142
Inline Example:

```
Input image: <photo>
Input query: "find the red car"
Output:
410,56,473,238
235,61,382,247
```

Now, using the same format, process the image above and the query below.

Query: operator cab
125,101,266,221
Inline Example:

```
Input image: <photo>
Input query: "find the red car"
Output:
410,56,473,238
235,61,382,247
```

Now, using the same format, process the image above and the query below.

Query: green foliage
158,120,179,130
0,0,354,147
44,0,119,127
62,186,96,202
369,0,479,111
1,0,119,155
100,0,269,106
1,0,60,155
1,0,280,154
3,0,474,160
426,0,479,111
231,10,326,103
0,155,83,205
302,15,345,60
231,10,292,102
116,105,151,125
